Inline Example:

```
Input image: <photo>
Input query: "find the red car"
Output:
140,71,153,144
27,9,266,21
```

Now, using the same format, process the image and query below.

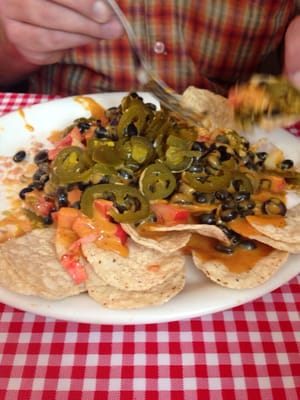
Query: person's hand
0,0,124,66
284,15,300,89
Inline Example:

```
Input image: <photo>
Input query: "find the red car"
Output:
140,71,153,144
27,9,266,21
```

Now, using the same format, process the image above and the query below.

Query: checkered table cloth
0,92,300,400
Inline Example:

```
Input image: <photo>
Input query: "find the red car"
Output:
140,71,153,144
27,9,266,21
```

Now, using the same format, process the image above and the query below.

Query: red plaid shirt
29,0,299,96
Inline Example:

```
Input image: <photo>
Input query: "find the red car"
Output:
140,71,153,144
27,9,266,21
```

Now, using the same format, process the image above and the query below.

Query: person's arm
0,0,123,88
284,14,300,88
0,29,40,87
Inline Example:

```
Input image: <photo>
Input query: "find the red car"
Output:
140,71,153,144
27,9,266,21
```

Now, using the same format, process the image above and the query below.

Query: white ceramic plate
0,92,299,325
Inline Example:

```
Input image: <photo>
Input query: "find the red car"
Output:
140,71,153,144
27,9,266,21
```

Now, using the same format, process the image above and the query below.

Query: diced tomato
114,224,128,245
83,126,96,140
68,233,99,252
48,134,72,160
48,127,84,160
68,188,82,205
93,199,128,244
24,191,55,217
60,253,87,284
150,202,191,225
93,199,114,220
54,207,82,229
35,199,54,217
55,201,128,257
72,214,98,237
268,175,286,193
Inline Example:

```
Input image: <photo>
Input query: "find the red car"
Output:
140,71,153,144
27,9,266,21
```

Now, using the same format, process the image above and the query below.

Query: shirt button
153,41,166,54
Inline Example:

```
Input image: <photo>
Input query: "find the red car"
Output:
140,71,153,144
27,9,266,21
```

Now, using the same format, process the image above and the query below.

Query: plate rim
0,92,299,324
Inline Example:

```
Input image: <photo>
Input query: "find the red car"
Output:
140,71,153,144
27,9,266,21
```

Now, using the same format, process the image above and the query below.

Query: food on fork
228,74,300,130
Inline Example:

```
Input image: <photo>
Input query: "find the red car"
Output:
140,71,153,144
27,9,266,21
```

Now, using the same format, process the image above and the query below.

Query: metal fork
106,0,204,126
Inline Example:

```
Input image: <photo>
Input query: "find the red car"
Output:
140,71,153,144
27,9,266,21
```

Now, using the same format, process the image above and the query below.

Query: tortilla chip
121,223,191,253
248,234,300,253
85,264,185,309
182,86,239,130
144,223,231,245
82,238,185,291
0,254,37,295
246,205,300,244
0,228,86,299
192,246,288,289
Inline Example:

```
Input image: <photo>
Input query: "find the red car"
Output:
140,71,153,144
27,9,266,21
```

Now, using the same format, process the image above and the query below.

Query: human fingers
0,0,124,65
2,0,123,40
3,18,120,65
284,15,300,89
52,0,115,23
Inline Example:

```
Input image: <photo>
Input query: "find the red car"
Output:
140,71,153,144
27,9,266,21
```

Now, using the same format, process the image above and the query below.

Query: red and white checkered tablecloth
0,92,300,400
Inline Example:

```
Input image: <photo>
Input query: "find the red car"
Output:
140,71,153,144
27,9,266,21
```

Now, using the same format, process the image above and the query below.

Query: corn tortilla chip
248,234,300,253
192,246,288,289
82,238,185,291
0,254,37,295
0,228,86,299
85,264,185,309
144,223,231,245
182,86,239,130
121,224,191,252
246,205,300,243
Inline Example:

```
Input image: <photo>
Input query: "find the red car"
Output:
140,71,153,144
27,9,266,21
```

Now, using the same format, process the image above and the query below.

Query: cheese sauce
187,234,273,274
74,96,108,121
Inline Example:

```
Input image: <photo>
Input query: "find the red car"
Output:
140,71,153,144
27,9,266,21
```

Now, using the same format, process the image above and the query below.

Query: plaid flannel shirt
29,0,299,96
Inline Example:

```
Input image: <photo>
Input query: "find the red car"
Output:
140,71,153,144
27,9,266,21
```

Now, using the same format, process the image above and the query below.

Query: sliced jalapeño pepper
51,146,88,184
144,110,172,141
92,143,122,166
51,150,116,185
139,163,176,200
80,183,150,223
230,172,254,193
130,136,154,165
182,169,233,192
117,102,153,137
164,135,195,172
